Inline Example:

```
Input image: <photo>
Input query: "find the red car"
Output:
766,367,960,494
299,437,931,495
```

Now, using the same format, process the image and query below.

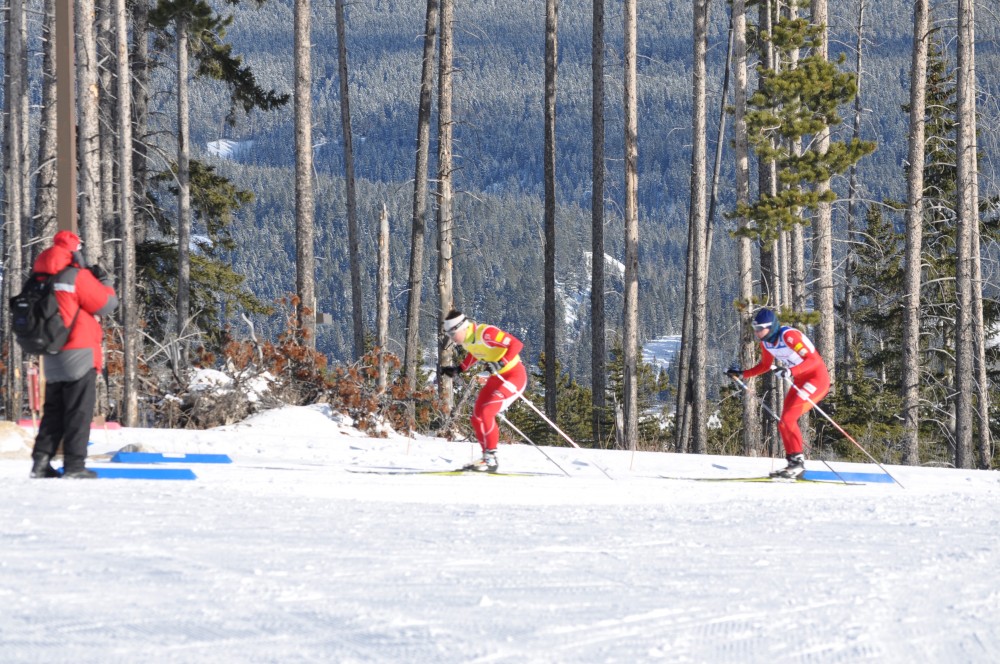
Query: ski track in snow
1,410,999,663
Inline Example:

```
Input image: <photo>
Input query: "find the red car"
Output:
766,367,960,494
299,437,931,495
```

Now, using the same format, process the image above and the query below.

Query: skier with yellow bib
439,309,527,472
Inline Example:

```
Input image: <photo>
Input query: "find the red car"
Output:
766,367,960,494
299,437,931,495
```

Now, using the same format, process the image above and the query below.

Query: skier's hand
484,361,502,374
771,366,792,381
725,365,743,379
439,365,461,378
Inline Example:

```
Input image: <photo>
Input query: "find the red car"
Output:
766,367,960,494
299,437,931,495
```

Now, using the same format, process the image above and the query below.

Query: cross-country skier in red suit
439,309,527,472
726,308,831,478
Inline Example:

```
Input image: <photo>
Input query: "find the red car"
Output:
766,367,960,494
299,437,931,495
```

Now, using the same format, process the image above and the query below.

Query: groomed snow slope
2,404,998,663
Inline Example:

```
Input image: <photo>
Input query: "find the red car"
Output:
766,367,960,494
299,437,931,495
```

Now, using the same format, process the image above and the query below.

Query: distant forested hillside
164,0,999,383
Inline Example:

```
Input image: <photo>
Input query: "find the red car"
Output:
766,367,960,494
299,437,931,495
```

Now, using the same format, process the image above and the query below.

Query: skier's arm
741,345,774,379
459,352,478,372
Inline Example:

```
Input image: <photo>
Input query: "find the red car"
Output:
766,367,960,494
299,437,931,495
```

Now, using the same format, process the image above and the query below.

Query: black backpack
9,271,80,355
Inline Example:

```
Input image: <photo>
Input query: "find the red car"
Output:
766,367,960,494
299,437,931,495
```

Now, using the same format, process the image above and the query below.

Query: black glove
92,264,114,287
771,366,792,381
484,361,502,374
439,365,461,378
725,364,742,379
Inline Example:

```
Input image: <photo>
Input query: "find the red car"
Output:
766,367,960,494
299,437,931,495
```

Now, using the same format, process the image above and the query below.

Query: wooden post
56,0,76,232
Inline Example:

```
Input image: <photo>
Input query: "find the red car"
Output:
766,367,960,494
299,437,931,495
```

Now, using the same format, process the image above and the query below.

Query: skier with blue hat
726,308,831,478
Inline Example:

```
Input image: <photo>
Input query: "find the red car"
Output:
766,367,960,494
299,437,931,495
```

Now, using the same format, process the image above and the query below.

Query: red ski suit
457,323,527,452
743,326,830,455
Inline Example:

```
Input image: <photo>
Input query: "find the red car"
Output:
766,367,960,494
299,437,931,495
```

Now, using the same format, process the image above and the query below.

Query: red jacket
32,244,117,374
743,326,828,383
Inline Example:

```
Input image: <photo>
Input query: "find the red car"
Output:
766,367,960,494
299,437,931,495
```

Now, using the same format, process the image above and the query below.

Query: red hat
54,230,82,251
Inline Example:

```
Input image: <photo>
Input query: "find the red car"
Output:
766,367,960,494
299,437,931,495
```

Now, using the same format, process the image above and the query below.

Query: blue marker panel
61,467,198,480
802,470,894,483
111,452,232,464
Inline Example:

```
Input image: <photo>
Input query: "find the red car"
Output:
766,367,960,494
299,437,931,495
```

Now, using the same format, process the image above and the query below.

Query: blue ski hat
752,308,781,342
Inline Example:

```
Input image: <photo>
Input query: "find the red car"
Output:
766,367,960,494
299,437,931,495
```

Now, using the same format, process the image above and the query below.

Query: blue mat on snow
802,470,894,483
61,467,197,480
111,452,232,464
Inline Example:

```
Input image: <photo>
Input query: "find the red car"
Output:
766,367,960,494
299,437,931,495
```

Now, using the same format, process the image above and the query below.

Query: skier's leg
781,373,831,451
472,381,508,452
778,394,808,456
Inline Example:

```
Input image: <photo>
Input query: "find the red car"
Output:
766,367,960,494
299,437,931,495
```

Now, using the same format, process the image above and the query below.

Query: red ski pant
779,372,830,456
471,363,527,452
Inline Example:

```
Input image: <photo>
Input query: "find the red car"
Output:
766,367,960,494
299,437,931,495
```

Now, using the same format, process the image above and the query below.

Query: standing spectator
439,309,527,472
29,231,118,479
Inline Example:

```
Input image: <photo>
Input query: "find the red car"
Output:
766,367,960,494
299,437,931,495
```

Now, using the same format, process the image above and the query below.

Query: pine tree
148,0,287,358
735,10,875,246
142,161,272,348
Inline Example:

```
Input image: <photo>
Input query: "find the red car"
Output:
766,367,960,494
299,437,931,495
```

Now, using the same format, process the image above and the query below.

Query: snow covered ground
2,404,999,662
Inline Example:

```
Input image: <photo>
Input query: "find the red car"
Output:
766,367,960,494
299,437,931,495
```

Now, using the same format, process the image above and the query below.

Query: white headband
442,314,468,335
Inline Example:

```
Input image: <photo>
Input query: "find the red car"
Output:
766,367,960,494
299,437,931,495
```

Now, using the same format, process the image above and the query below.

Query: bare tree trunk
687,0,710,455
972,192,991,468
4,0,27,417
622,0,639,450
758,0,781,456
335,0,364,360
295,0,316,348
674,0,716,455
733,0,759,456
790,225,806,311
175,16,192,362
33,0,59,250
706,18,732,279
377,204,390,392
97,0,115,246
543,0,559,420
403,0,439,396
17,0,28,274
841,0,866,393
591,0,607,448
77,0,102,263
810,0,835,379
674,206,695,453
436,0,456,404
954,0,976,469
901,0,928,466
115,0,138,425
788,0,806,314
131,0,150,244
964,4,989,468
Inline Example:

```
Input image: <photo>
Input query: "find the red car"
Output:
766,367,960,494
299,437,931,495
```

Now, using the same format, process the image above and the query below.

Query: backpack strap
49,268,83,335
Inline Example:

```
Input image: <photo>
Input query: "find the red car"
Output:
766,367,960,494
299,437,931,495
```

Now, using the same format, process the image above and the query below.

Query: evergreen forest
1,0,998,468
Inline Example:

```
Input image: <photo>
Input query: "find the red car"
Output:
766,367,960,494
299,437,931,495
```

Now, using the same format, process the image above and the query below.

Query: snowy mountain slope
1,405,998,662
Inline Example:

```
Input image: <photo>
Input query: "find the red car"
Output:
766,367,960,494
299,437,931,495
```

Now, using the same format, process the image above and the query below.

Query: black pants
33,369,97,471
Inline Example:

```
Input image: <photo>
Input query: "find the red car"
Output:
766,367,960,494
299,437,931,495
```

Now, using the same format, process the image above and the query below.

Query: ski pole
771,373,905,488
497,413,571,477
729,374,852,485
490,368,614,480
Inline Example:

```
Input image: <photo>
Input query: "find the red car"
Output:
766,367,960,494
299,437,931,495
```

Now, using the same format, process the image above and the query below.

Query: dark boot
62,467,98,479
30,454,60,479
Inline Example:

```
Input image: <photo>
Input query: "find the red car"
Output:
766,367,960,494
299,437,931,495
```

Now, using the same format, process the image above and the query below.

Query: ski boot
770,454,805,479
464,450,499,473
